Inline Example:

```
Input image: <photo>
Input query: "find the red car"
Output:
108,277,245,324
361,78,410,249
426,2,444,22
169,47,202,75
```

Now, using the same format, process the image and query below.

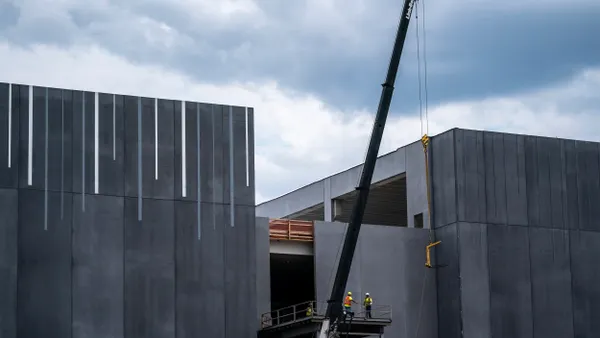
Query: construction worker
306,303,313,317
343,291,356,316
364,293,373,318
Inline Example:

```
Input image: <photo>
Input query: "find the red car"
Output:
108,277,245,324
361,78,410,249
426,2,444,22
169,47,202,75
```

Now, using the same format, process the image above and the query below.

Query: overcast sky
1,0,599,203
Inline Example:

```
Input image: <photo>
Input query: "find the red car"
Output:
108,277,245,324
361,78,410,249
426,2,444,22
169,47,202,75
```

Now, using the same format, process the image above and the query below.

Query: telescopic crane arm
319,0,418,335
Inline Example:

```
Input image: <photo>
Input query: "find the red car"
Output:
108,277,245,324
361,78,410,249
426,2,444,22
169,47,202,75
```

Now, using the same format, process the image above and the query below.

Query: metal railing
269,219,314,241
260,301,392,329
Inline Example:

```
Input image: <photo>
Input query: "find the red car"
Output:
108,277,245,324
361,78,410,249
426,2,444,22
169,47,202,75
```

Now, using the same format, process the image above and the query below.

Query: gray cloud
1,0,599,116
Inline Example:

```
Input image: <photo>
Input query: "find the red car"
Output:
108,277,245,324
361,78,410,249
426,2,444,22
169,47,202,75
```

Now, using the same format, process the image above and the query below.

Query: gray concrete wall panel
457,223,491,338
406,140,429,228
575,142,600,232
563,140,580,230
98,93,125,196
483,132,508,225
71,91,95,195
17,190,72,338
454,130,486,224
211,104,226,204
434,223,461,338
124,197,175,338
255,217,271,318
526,137,566,229
233,106,254,206
240,205,258,334
257,144,407,219
222,106,235,209
16,84,29,188
314,221,438,338
257,181,324,218
488,224,533,338
503,133,528,226
0,82,257,338
199,103,216,203
247,108,256,206
570,230,600,337
224,204,257,337
47,88,73,193
175,201,223,338
27,86,45,190
431,130,457,228
123,95,140,198
529,228,574,338
0,188,18,338
0,84,19,188
143,97,175,199
174,100,199,201
72,194,124,338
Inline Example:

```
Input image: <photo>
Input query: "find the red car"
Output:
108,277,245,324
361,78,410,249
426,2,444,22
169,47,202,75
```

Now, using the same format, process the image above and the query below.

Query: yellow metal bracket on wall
425,240,441,268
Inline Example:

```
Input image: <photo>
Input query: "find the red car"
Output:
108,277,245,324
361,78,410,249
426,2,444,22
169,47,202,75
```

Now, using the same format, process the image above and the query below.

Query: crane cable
414,0,435,337
415,0,434,242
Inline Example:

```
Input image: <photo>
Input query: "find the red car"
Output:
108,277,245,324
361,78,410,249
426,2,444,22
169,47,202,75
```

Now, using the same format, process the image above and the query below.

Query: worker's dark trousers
365,305,372,318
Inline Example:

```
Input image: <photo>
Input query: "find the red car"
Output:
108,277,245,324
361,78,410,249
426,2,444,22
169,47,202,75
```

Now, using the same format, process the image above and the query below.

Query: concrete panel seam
137,97,142,221
453,130,459,227
44,88,48,231
527,225,535,336
455,222,464,337
486,223,492,338
28,85,33,186
7,83,11,168
560,141,568,228
568,230,577,335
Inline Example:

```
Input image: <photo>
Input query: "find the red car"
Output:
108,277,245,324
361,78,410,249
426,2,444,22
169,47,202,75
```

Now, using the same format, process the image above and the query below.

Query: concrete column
333,199,344,221
323,178,332,221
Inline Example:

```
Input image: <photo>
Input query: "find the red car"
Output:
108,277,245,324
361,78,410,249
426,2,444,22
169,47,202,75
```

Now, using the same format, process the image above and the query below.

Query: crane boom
319,0,418,335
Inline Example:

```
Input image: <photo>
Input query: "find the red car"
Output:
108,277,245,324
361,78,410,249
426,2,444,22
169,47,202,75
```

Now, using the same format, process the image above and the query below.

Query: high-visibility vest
364,297,373,306
344,296,352,307
306,307,312,316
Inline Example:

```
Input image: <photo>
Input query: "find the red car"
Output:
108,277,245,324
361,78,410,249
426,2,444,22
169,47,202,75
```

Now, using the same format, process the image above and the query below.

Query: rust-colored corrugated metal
269,219,314,242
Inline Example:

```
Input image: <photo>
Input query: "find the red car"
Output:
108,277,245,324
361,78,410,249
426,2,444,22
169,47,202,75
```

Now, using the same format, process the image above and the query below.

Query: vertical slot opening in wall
414,213,424,229
7,83,12,168
269,253,315,317
94,92,99,194
181,100,187,197
27,85,33,186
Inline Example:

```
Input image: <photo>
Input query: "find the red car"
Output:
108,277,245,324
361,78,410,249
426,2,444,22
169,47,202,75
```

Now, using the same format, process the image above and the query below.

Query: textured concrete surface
0,82,261,338
314,221,438,338
0,188,18,338
431,128,600,338
255,217,272,318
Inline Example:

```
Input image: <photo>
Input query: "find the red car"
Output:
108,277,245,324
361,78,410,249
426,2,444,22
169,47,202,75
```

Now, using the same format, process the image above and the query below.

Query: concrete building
1,80,599,338
0,82,263,338
258,128,600,338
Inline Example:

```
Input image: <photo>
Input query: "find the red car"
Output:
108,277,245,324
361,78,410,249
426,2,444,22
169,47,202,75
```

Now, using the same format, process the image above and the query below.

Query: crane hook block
425,241,441,268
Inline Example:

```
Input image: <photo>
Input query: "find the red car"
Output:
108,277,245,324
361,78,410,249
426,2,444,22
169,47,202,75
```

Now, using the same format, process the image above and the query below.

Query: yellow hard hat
347,291,352,295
